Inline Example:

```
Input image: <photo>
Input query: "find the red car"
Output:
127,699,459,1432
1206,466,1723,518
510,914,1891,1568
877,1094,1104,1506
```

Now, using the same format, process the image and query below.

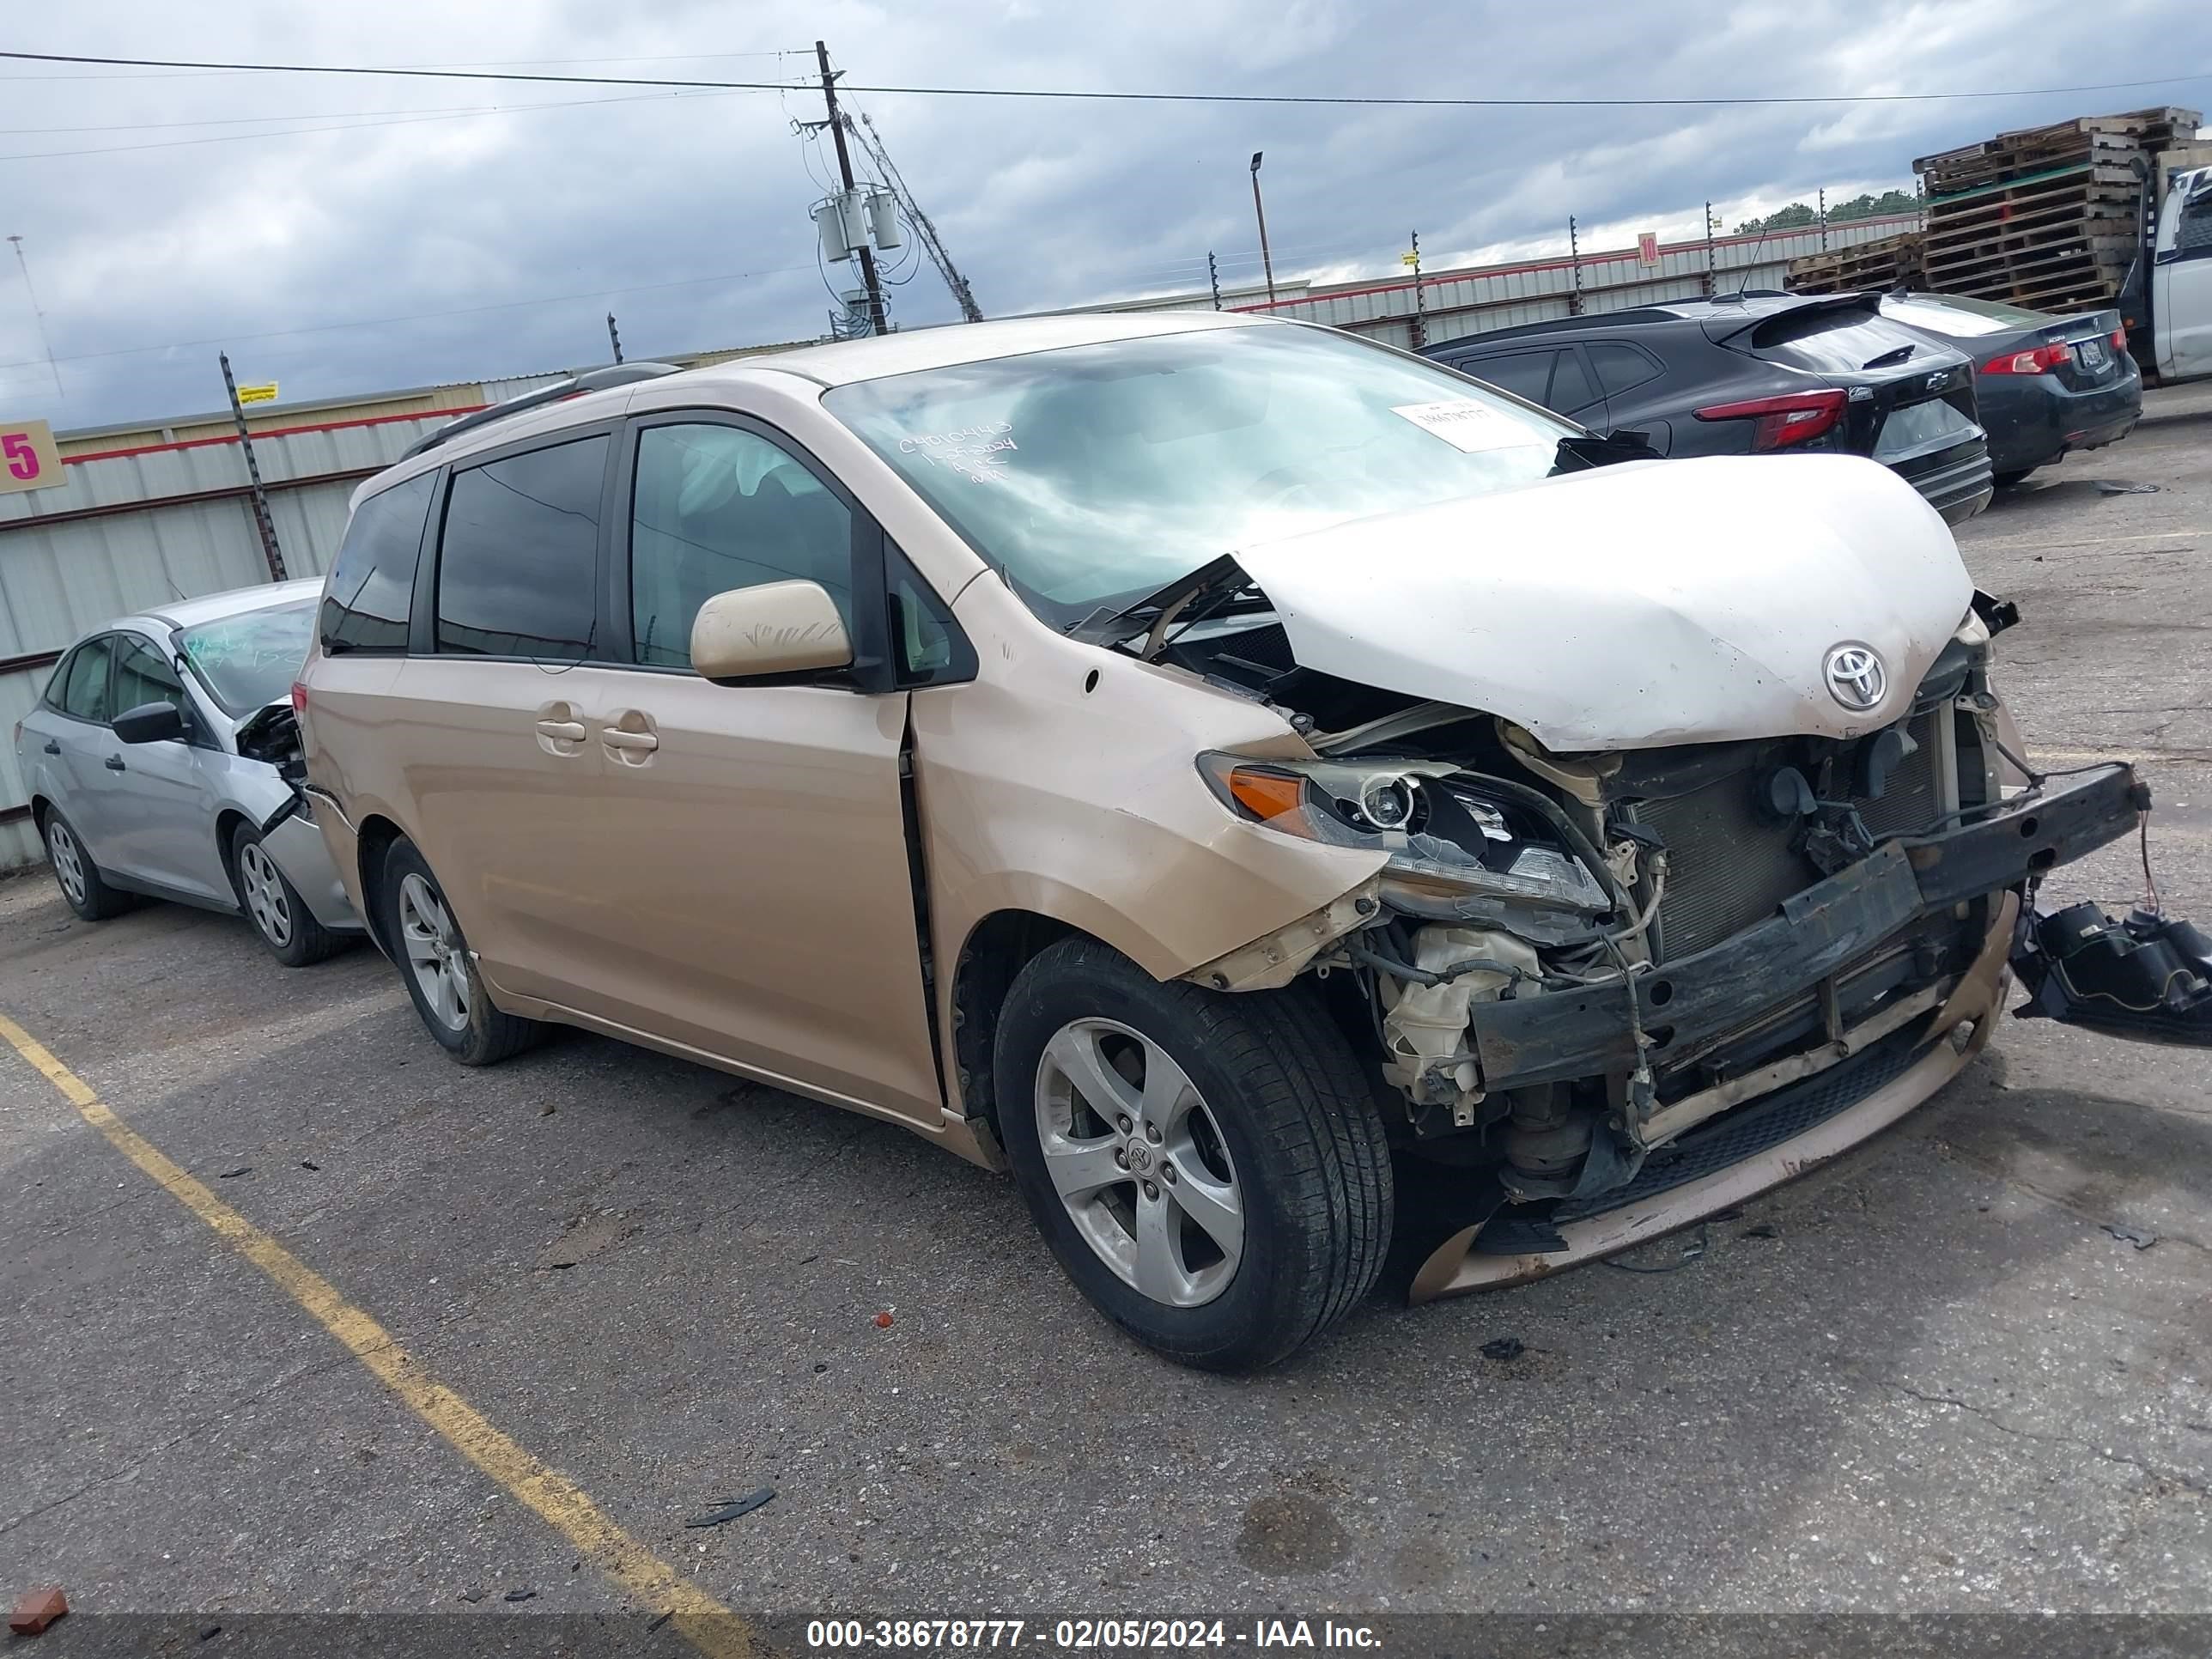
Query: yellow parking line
0,1011,763,1659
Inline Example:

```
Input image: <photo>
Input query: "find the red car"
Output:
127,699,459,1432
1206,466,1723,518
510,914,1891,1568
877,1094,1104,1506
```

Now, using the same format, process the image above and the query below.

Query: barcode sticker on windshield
1389,400,1543,453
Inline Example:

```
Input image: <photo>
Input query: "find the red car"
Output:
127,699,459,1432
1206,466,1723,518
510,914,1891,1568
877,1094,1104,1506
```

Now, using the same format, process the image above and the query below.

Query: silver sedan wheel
235,839,294,948
46,819,88,908
1034,1018,1244,1309
398,873,471,1032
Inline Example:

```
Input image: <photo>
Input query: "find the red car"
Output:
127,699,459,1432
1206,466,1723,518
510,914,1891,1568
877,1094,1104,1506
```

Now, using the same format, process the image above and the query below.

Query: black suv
1423,292,1995,525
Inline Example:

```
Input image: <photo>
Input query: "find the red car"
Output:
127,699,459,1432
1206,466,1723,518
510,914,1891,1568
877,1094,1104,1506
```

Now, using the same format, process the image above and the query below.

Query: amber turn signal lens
1225,768,1305,821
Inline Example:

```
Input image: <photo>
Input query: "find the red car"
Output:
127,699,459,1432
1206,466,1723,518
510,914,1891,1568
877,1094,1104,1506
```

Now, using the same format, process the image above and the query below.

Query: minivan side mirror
690,580,854,682
113,700,187,744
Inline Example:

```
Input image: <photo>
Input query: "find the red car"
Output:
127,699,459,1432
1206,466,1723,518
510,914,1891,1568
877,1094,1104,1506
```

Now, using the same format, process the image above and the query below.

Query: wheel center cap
1127,1140,1154,1175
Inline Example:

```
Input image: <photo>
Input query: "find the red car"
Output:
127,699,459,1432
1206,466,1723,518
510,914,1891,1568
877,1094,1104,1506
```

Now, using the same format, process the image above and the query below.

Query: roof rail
400,362,684,460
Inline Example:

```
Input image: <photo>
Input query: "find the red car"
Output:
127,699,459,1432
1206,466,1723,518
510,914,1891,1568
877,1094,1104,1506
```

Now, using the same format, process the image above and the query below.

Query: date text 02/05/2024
804,1620,1382,1650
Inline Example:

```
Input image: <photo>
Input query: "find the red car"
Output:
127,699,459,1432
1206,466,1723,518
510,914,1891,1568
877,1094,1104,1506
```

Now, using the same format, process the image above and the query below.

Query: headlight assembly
1198,754,1609,936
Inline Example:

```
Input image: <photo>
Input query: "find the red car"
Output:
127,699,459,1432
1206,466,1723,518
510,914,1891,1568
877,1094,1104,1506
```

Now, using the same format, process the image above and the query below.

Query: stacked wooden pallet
1785,230,1924,295
1913,107,2200,313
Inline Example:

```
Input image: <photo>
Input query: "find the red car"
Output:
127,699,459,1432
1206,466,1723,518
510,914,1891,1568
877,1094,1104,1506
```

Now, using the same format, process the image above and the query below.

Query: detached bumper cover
1463,763,2145,1093
260,807,364,932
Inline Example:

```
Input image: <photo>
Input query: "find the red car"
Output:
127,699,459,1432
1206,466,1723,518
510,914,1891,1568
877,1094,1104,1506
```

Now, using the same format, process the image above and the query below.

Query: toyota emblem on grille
1824,642,1887,712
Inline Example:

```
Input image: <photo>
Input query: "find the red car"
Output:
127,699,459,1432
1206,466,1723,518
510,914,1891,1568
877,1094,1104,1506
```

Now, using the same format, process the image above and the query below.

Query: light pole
1249,151,1277,309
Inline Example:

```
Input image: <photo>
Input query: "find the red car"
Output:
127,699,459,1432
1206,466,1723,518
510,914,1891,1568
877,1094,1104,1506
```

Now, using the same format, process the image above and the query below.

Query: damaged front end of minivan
1141,456,2192,1299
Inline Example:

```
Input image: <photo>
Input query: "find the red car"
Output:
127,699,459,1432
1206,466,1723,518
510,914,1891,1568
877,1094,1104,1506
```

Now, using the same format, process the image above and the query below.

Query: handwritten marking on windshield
899,422,1018,484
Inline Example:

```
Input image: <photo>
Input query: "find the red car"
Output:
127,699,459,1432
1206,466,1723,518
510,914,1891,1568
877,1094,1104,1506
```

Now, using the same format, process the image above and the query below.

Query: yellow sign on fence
235,382,280,405
0,417,64,495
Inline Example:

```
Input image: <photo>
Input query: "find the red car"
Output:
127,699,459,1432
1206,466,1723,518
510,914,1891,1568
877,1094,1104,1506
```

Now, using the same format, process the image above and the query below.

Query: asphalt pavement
2,386,2207,1655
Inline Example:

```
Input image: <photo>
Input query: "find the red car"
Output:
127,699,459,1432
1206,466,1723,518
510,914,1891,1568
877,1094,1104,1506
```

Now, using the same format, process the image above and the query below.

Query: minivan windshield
178,598,316,717
823,325,1572,627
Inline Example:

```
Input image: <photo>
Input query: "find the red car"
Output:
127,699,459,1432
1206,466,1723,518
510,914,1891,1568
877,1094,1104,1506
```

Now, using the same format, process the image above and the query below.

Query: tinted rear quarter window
1588,342,1664,396
435,436,609,659
323,473,435,653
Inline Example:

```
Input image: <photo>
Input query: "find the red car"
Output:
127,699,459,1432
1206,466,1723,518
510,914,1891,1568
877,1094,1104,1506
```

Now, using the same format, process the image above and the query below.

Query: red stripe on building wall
62,404,491,466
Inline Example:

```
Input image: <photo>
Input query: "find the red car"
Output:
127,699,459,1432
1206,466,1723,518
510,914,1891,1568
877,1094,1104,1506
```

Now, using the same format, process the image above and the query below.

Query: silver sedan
13,579,362,964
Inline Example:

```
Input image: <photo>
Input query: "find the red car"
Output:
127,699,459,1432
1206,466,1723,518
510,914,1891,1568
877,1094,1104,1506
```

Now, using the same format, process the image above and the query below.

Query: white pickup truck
2121,162,2212,383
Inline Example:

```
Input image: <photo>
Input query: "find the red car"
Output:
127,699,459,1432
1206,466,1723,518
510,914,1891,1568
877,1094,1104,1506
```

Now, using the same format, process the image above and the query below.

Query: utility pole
1407,230,1425,349
606,312,624,363
220,353,287,584
1249,151,1277,308
7,234,64,401
1567,216,1584,316
1207,252,1224,312
816,40,887,337
851,112,982,322
1818,186,1828,252
1703,200,1718,297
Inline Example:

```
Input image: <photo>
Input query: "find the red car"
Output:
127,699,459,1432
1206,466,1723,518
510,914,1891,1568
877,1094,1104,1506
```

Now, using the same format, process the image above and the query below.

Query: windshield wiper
1063,553,1250,650
1861,343,1916,369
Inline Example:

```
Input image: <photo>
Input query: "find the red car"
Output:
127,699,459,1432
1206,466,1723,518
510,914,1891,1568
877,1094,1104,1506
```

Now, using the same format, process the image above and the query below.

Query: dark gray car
1877,292,2141,484
1423,291,1995,525
13,579,360,963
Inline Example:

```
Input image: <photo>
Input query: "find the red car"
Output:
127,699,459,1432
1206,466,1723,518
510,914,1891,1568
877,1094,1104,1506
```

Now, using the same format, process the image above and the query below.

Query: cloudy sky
3,0,2207,428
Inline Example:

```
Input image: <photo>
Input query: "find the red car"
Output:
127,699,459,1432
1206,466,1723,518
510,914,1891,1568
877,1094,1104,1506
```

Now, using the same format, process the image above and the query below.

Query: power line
0,262,816,374
2,93,732,134
3,48,2208,108
0,89,738,161
0,49,807,82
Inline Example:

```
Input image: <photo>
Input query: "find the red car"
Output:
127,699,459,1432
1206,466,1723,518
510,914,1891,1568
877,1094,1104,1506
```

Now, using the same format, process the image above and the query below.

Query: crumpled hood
1236,453,1973,751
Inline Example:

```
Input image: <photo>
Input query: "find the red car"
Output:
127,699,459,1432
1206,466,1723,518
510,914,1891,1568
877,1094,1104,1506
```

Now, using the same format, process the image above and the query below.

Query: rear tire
377,837,544,1066
42,809,133,921
1994,467,2039,487
994,937,1392,1371
229,821,347,966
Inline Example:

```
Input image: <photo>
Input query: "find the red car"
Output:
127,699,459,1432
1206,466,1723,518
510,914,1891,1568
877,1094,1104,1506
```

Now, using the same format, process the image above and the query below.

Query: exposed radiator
1638,714,1949,962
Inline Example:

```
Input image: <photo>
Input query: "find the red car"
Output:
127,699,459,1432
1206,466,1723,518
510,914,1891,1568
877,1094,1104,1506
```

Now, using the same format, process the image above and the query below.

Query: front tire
43,809,133,921
377,837,543,1066
229,822,347,966
994,938,1392,1371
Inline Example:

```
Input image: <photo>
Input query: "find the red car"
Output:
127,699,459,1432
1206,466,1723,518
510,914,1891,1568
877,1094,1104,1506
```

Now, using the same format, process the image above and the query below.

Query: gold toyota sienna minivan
299,313,2155,1370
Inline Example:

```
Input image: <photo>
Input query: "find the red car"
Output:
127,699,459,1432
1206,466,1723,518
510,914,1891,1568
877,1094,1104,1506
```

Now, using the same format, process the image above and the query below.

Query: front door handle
535,720,586,742
602,728,659,753
105,756,127,772
42,740,60,755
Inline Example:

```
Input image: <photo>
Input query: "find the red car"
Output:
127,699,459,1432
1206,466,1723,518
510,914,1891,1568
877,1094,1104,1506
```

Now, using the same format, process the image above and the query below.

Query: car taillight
2110,325,2128,352
1982,342,2071,375
1691,389,1846,452
290,680,309,712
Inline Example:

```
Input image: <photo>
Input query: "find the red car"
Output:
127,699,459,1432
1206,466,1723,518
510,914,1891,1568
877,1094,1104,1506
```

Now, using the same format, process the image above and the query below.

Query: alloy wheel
398,873,471,1032
236,841,294,948
47,821,87,908
1033,1017,1244,1308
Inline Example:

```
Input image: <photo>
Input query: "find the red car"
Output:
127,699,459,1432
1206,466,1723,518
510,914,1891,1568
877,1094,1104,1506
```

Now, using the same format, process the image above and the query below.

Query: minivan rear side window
435,436,609,659
322,472,435,654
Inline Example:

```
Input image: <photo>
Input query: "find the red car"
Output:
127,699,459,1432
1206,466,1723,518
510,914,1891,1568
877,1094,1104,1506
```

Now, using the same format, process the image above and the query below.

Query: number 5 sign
2,418,65,495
